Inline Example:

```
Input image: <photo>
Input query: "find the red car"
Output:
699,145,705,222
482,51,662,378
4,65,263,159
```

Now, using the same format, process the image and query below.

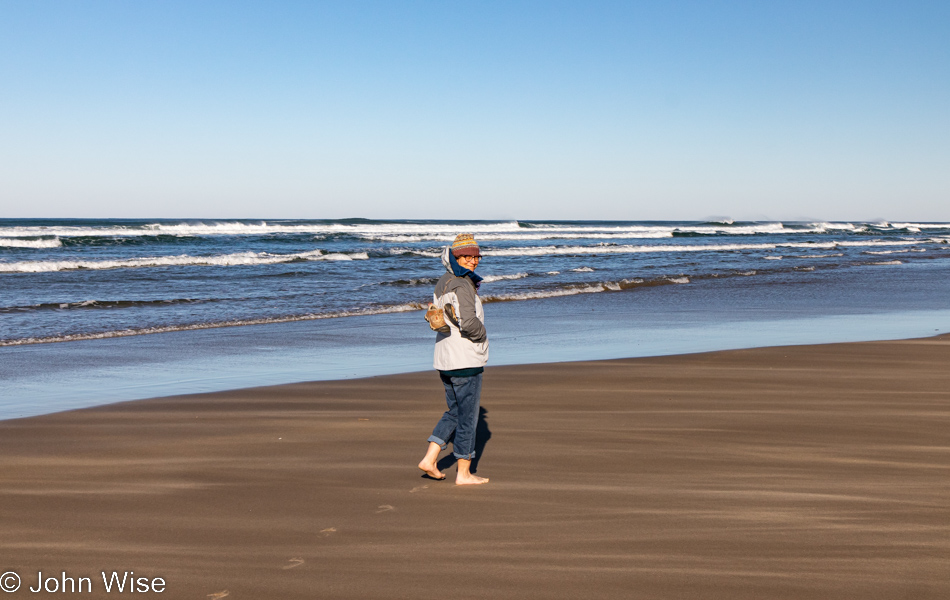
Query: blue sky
1,1,948,220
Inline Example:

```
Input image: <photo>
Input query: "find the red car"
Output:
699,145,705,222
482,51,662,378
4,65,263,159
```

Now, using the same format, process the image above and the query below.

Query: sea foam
480,272,530,283
5,219,935,243
484,239,935,258
0,237,62,248
0,249,369,273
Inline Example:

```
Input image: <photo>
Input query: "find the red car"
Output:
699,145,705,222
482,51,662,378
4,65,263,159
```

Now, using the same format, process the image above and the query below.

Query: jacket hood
441,246,483,288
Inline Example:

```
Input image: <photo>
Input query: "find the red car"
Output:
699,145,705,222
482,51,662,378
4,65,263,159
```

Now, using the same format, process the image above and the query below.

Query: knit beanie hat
451,233,481,257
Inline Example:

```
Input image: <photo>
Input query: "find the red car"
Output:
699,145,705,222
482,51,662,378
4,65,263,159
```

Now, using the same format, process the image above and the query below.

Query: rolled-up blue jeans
428,372,482,460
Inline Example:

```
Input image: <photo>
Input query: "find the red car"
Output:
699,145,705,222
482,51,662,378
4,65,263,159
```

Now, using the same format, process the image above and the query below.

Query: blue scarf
448,251,483,290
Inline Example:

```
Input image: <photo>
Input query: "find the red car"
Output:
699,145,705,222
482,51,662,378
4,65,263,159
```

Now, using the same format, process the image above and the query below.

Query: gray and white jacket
432,247,489,371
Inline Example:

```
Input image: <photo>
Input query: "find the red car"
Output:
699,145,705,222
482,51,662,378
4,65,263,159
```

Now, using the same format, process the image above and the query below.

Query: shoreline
7,328,950,421
2,335,949,598
4,301,950,421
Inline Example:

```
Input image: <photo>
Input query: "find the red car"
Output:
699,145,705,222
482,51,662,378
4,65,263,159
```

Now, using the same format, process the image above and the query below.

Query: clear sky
1,0,948,221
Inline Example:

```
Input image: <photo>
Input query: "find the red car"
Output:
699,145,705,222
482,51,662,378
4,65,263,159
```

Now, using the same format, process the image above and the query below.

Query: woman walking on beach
418,233,490,485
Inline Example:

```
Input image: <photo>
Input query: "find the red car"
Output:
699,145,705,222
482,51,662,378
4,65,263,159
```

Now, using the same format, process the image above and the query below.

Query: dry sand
1,336,949,599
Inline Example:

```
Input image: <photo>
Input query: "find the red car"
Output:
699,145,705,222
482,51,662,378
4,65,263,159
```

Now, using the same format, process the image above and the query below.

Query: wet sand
1,336,949,599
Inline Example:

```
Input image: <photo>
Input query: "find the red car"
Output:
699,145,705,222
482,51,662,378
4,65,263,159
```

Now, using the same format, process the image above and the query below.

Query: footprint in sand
320,527,337,537
282,558,305,570
409,485,429,493
376,504,395,513
207,591,229,599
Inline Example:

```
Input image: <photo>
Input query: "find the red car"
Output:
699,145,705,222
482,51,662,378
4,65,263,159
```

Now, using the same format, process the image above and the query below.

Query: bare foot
418,460,445,480
455,472,489,485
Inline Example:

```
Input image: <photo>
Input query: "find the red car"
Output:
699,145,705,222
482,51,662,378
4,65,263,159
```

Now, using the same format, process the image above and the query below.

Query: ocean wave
382,247,442,258
59,234,193,248
417,222,843,240
0,237,62,248
676,222,789,236
2,237,932,274
484,238,935,257
867,260,903,266
482,284,618,303
0,249,369,273
254,270,322,279
571,266,595,272
0,298,214,314
375,277,440,287
0,220,527,240
862,249,925,255
0,272,702,344
480,272,529,283
6,219,930,243
355,231,676,242
484,243,767,256
481,276,689,303
1,262,840,345
374,271,530,286
889,222,950,230
0,302,427,346
364,222,807,242
798,253,844,258
806,222,860,232
518,221,790,234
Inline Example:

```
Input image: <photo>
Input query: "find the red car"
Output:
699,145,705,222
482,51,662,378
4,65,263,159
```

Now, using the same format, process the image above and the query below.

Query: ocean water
2,218,950,419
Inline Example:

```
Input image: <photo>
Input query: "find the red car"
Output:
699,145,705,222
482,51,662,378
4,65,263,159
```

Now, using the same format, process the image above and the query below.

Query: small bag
424,277,460,334
424,303,455,334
